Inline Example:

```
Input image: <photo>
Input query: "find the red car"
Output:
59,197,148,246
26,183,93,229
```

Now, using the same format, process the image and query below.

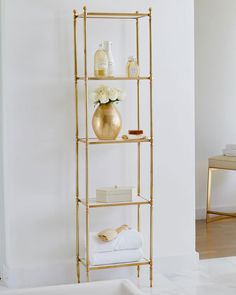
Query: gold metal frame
206,167,236,223
73,7,154,287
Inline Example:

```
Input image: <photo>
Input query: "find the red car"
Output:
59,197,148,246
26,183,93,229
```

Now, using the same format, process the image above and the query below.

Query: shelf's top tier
77,11,150,20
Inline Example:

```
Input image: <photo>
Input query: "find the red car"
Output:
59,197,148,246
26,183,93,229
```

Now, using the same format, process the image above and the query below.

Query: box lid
97,186,135,192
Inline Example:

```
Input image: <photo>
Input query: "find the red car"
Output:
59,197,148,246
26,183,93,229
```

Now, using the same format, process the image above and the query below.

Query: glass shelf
79,257,150,270
78,137,151,145
77,12,150,20
77,76,150,81
79,195,150,208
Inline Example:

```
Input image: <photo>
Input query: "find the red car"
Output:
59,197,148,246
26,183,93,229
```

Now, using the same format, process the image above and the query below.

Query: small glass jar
126,56,140,77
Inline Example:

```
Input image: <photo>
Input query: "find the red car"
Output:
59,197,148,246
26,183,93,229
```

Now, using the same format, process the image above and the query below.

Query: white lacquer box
96,186,136,203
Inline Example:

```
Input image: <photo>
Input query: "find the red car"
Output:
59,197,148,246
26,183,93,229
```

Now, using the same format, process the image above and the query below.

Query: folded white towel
89,229,143,253
223,149,236,157
90,249,143,265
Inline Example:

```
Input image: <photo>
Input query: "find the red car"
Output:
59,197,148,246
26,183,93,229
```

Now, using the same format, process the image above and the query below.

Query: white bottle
103,41,115,77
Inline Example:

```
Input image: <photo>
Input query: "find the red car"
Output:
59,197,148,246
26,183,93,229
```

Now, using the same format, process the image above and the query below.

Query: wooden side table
206,155,236,223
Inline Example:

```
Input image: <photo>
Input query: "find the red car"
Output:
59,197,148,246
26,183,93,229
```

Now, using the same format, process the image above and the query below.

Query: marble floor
1,257,236,294
139,257,236,295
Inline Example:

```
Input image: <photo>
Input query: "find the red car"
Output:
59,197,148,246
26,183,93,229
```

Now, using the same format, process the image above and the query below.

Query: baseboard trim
4,252,199,288
196,207,206,220
4,260,76,288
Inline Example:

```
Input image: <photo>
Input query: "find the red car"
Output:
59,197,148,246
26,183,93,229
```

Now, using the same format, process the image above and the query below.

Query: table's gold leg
206,168,213,223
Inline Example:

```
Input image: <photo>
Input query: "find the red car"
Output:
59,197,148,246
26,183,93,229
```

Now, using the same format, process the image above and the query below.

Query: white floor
1,257,236,294
140,257,236,295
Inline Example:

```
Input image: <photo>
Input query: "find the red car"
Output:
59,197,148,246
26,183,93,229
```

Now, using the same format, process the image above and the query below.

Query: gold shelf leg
86,207,90,282
83,5,90,283
149,7,153,288
206,168,213,223
76,195,80,283
73,9,80,284
86,269,90,283
136,11,141,279
137,203,140,278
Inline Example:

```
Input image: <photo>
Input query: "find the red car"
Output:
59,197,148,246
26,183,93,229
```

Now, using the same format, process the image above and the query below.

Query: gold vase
92,102,122,140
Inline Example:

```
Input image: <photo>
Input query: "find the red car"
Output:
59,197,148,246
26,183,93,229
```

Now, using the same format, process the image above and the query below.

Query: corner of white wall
0,0,6,284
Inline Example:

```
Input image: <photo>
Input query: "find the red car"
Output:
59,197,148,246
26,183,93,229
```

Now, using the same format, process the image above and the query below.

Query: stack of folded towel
87,228,143,266
223,144,236,156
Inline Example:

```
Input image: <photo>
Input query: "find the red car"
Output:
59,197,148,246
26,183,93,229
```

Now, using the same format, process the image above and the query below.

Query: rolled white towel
90,249,143,266
89,229,143,253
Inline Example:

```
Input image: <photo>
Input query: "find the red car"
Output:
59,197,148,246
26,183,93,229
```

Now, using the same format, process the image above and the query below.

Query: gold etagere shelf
73,6,154,287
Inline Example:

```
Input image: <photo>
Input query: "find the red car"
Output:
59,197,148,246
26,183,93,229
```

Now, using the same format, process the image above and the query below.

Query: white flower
96,85,109,101
90,85,125,105
117,89,125,101
90,92,98,103
100,97,109,104
108,88,119,101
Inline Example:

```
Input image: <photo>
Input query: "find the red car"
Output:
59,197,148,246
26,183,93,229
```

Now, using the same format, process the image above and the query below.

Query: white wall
1,0,196,288
0,0,6,281
195,0,236,219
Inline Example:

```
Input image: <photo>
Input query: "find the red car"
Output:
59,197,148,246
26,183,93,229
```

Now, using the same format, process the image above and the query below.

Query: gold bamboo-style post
149,7,153,288
73,9,80,284
135,10,141,279
83,5,90,283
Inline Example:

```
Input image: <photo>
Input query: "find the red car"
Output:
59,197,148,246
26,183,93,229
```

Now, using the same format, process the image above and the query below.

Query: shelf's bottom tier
79,257,150,270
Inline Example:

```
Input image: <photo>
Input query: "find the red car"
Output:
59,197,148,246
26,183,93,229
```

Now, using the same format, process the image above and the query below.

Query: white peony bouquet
90,85,125,105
